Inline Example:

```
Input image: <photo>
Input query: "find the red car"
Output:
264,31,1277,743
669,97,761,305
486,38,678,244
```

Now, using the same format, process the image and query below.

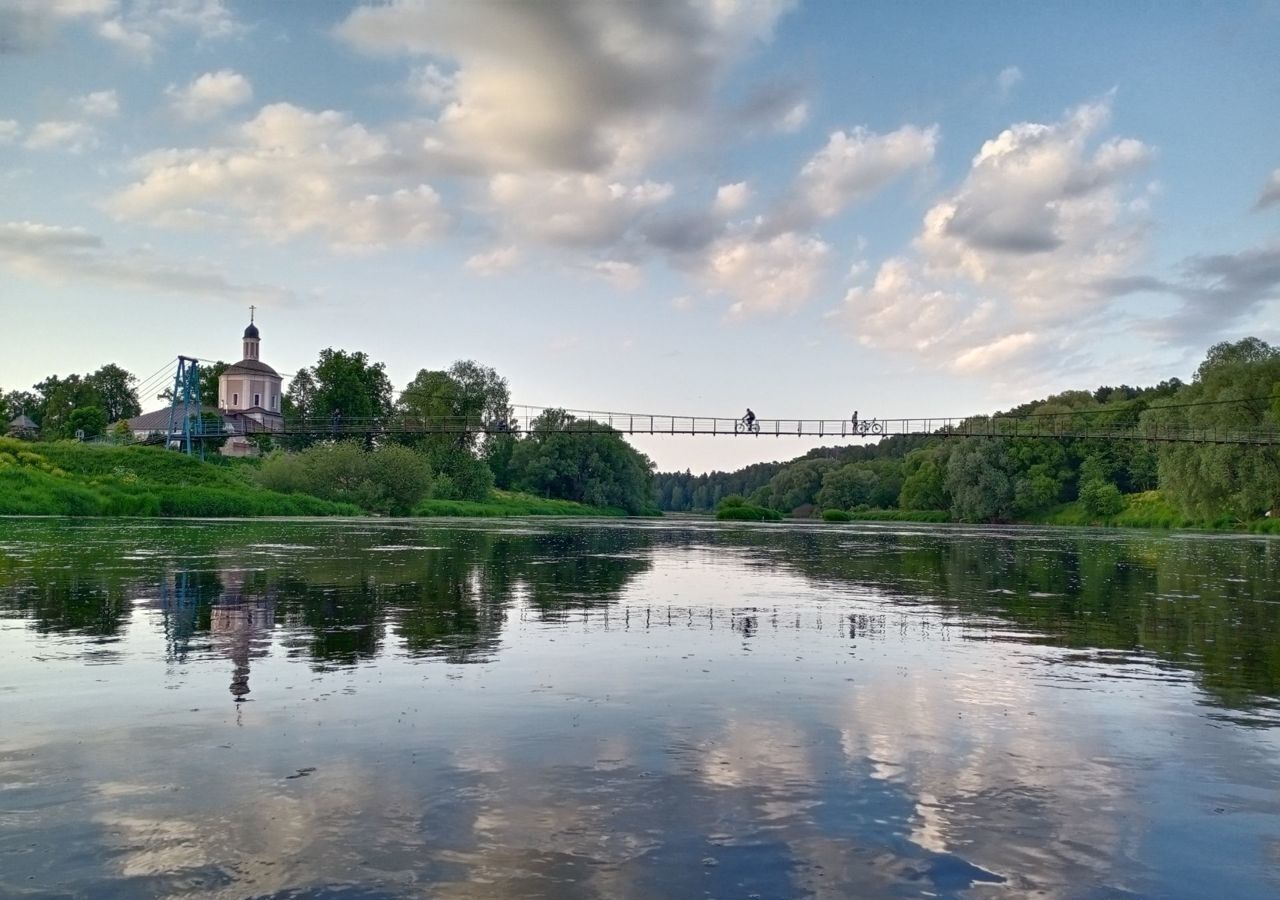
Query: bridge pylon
165,356,204,457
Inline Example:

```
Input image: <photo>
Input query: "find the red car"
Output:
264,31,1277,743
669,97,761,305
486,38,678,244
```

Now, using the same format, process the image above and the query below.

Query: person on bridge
851,410,858,430
744,408,756,429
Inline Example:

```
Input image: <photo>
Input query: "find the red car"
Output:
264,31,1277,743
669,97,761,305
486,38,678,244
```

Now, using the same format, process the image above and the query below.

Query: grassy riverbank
414,490,628,517
1028,490,1280,533
0,439,641,519
0,438,358,517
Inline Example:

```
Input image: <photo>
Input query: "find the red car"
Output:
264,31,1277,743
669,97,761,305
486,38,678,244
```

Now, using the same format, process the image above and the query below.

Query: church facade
123,315,284,456
217,317,284,456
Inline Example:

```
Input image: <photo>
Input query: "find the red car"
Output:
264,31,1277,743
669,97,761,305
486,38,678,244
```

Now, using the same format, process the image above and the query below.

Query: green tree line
654,338,1280,526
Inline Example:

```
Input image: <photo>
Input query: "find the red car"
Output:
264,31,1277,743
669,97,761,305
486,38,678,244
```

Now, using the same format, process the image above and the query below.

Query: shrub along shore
0,439,625,519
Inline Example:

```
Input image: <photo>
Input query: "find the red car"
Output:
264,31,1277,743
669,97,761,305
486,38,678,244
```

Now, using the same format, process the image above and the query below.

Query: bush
716,504,783,521
1080,478,1125,518
257,441,432,515
822,509,852,522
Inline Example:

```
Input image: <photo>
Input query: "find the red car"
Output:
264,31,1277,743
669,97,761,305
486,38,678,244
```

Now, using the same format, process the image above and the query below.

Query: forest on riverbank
655,338,1280,531
2,352,656,518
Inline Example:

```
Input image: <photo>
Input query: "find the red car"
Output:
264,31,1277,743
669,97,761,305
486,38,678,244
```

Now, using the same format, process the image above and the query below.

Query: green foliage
719,494,746,509
899,449,949,511
1142,338,1280,520
509,409,655,514
414,489,627,518
817,462,879,510
0,437,358,517
716,504,783,521
257,441,432,515
945,439,1013,522
822,508,851,522
67,406,107,439
768,458,838,512
1079,478,1125,518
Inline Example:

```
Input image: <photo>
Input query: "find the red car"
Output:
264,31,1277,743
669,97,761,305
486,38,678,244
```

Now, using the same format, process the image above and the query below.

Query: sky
1,0,1278,473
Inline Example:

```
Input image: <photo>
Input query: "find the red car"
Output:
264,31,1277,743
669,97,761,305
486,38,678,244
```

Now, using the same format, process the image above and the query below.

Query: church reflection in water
155,567,276,703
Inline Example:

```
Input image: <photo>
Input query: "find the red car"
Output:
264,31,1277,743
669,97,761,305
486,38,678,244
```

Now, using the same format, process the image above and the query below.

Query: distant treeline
655,338,1280,526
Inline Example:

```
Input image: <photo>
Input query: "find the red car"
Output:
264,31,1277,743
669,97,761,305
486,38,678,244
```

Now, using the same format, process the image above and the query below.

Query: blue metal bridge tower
165,355,204,457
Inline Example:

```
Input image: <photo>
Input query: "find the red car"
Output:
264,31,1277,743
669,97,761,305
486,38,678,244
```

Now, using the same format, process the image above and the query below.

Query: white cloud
336,0,796,174
772,124,938,231
24,119,96,152
839,97,1154,374
996,65,1022,98
77,88,119,118
166,69,252,121
0,219,289,303
107,102,449,250
487,172,673,247
0,119,19,144
713,181,752,215
406,63,456,107
465,245,520,276
587,259,641,290
1256,168,1280,211
0,0,241,59
703,230,830,317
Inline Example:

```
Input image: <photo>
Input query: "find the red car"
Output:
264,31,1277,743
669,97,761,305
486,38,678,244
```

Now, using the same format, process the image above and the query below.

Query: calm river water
1,517,1278,898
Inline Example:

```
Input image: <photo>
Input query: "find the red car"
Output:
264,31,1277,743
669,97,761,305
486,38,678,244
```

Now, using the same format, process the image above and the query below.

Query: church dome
243,322,260,339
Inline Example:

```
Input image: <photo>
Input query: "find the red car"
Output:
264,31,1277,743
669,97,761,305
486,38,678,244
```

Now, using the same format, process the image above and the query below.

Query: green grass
716,504,784,521
1032,490,1278,532
0,438,360,517
840,508,950,523
413,489,629,518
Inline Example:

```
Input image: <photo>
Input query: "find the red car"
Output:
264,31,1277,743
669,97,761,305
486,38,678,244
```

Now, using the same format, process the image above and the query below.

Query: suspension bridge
136,356,1280,453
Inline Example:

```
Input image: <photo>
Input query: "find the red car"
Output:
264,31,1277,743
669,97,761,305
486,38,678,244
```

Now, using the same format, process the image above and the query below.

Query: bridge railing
192,410,1280,446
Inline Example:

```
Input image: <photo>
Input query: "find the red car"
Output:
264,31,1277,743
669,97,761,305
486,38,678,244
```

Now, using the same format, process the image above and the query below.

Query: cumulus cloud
166,69,252,121
77,88,119,117
107,102,449,250
1256,168,1280,211
770,124,938,232
336,0,796,174
486,172,672,247
0,119,19,143
703,229,830,317
839,97,1154,374
0,219,289,302
732,79,810,134
24,119,97,152
465,245,520,276
0,0,241,59
714,181,752,215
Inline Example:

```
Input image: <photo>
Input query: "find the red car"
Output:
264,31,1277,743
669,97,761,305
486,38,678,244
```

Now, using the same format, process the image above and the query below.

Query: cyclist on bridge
744,408,756,429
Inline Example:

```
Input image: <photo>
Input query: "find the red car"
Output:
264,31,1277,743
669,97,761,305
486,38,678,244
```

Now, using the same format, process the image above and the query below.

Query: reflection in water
1,518,1279,898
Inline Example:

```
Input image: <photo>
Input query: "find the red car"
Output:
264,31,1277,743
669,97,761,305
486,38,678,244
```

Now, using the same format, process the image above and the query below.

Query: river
1,517,1278,898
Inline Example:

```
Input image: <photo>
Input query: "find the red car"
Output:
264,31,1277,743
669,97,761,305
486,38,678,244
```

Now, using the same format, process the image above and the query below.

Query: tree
510,410,654,513
899,448,949,511
945,439,1013,522
816,463,879,510
85,364,141,422
66,406,107,439
199,361,228,407
1143,338,1280,520
309,349,394,421
767,458,838,512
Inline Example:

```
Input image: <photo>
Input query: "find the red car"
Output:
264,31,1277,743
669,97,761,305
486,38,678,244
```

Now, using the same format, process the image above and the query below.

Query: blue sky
2,0,1278,472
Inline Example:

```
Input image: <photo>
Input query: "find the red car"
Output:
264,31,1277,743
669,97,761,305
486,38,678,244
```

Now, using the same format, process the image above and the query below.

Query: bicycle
735,415,761,435
853,417,883,436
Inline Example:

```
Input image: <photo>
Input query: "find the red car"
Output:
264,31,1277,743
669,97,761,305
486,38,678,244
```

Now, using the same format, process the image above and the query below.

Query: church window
232,393,239,406
254,393,261,407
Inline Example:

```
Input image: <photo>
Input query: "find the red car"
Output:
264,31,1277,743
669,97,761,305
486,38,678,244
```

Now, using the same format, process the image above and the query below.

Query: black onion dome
243,322,260,339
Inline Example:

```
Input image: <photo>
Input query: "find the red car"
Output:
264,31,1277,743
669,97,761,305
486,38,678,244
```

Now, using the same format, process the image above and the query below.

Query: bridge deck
157,409,1280,447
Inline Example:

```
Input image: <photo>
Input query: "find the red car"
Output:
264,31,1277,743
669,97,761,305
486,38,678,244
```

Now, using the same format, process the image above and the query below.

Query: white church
125,313,284,456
